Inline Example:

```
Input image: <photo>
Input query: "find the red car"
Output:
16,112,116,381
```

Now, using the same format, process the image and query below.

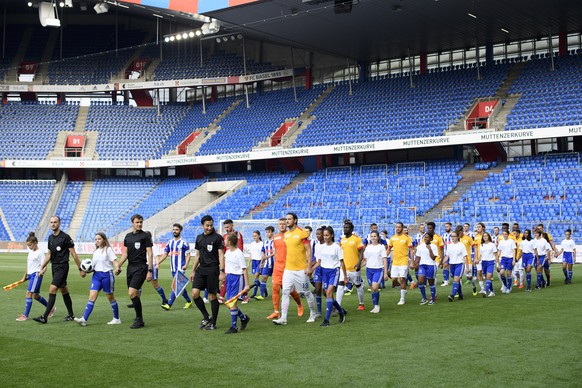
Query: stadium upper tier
0,180,55,241
253,160,465,234
438,153,581,238
506,54,582,130
0,102,79,160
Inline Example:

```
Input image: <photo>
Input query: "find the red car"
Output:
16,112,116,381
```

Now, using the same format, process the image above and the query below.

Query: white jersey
364,243,387,269
533,238,551,256
416,243,438,265
225,248,246,275
315,243,343,269
446,242,467,265
249,241,263,261
519,239,535,254
560,239,576,253
498,239,516,258
480,242,497,262
442,231,452,254
492,234,500,245
92,246,117,272
27,249,44,274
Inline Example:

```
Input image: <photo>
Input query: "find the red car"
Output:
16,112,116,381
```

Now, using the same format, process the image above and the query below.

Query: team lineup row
17,215,576,332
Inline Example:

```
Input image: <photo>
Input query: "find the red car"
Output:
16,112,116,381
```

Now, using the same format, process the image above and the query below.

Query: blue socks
536,273,543,287
486,280,492,293
372,291,380,306
568,270,573,281
36,296,48,306
443,269,450,282
430,285,436,301
24,297,33,317
230,308,238,328
260,281,267,297
156,286,168,304
111,300,119,319
316,294,322,314
83,300,95,321
451,282,459,297
419,283,427,300
325,298,333,321
252,280,260,297
526,273,532,288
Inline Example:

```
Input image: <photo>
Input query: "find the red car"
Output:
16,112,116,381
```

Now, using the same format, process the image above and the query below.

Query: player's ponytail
26,232,38,244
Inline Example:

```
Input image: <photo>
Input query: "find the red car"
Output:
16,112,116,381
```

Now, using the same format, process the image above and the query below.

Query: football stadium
1,0,581,386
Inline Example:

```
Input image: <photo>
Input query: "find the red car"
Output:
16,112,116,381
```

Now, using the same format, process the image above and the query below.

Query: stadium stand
0,102,79,160
46,181,83,240
506,54,582,130
293,66,510,148
0,180,55,241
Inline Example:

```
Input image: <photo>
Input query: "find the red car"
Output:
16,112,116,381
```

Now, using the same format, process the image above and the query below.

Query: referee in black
33,216,84,324
117,214,153,329
189,215,225,331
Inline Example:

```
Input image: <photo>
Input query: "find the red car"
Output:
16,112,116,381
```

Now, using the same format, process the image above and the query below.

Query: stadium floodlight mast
163,20,220,43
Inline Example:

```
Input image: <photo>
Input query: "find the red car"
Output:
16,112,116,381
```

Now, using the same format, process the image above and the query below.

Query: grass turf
0,253,580,387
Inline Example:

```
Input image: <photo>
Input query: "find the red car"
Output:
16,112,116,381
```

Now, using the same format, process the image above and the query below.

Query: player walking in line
33,216,83,324
556,229,576,284
426,222,444,286
410,223,426,289
441,222,453,286
224,233,250,334
497,230,516,294
309,226,347,326
362,230,388,313
310,226,325,317
220,219,244,303
519,229,535,291
116,214,153,329
16,232,51,321
473,223,487,294
338,221,365,311
257,226,275,300
249,230,263,300
457,226,477,296
533,229,552,290
477,232,497,297
414,233,439,305
386,222,413,305
273,213,317,325
75,232,121,326
537,224,555,286
445,231,468,301
156,223,192,310
267,218,304,320
511,229,524,289
190,215,225,331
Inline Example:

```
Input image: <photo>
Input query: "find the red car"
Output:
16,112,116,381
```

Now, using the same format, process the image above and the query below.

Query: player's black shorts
192,266,219,294
51,263,69,288
127,266,148,290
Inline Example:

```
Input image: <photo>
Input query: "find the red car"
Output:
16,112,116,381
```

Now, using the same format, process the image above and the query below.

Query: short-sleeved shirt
27,249,45,274
341,234,364,271
261,239,275,268
164,238,190,273
364,244,387,269
560,239,576,253
223,231,244,252
520,239,534,254
314,243,343,269
473,233,483,258
459,235,474,258
124,230,153,268
498,238,516,258
225,248,246,275
480,242,497,261
195,229,224,268
431,233,445,260
249,241,263,261
273,233,287,273
416,243,439,265
447,242,467,265
284,227,310,271
389,234,413,266
533,238,551,256
92,247,117,272
48,231,75,265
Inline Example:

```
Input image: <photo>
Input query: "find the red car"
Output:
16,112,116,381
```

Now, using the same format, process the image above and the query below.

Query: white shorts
391,265,409,279
339,270,362,286
513,259,523,272
466,264,474,276
476,262,482,272
282,269,310,294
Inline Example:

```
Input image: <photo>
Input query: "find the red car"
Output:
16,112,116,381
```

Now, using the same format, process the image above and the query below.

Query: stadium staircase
0,208,15,241
280,85,335,147
5,27,34,83
36,175,67,238
36,29,59,84
68,181,92,239
243,173,311,219
422,163,506,222
186,99,244,155
109,32,155,83
114,180,246,241
47,106,98,159
492,61,528,129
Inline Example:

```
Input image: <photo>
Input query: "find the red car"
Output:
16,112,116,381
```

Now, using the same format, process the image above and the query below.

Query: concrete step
244,173,311,219
69,181,93,240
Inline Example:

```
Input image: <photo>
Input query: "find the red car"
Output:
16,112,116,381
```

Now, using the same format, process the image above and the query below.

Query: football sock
406,274,413,283
568,270,573,281
204,289,208,299
156,287,168,304
430,285,436,301
230,308,238,328
536,273,543,287
443,269,450,282
458,283,463,297
325,298,333,321
280,289,290,320
252,280,260,297
500,275,507,289
182,290,191,302
486,280,492,293
419,283,427,300
451,282,459,297
43,293,57,319
372,291,380,306
332,299,343,314
563,268,568,278
110,300,119,319
24,297,32,317
304,292,315,313
131,296,142,320
36,295,48,306
210,298,219,325
316,294,322,314
526,273,532,288
336,285,345,306
83,300,95,321
479,280,485,290
356,284,364,304
168,292,176,306
260,281,267,297
400,289,406,301
193,297,209,320
237,309,246,320
62,292,74,317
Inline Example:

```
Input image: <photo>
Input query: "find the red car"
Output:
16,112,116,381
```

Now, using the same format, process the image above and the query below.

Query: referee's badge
56,246,61,251
206,244,213,252
135,242,141,249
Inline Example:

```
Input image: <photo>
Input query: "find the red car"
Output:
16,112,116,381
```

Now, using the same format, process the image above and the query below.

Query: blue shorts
321,267,340,290
418,264,436,279
27,272,43,294
261,266,273,277
386,258,392,272
536,255,549,269
449,263,465,278
563,252,574,265
522,253,535,268
90,271,115,294
481,261,495,275
500,257,514,271
225,273,244,300
251,260,261,275
312,266,323,283
366,268,384,285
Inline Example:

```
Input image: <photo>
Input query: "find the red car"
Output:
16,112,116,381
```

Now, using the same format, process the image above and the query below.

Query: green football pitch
1,253,580,387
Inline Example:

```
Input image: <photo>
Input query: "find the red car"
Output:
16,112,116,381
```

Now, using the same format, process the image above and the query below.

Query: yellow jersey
460,235,474,258
341,234,364,271
284,227,310,271
389,234,413,267
473,233,483,259
431,233,444,262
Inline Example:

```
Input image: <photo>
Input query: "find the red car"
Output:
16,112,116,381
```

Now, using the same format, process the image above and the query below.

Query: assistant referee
117,214,153,329
190,215,225,331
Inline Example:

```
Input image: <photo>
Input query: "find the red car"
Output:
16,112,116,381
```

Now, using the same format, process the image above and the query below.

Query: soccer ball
80,259,94,273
